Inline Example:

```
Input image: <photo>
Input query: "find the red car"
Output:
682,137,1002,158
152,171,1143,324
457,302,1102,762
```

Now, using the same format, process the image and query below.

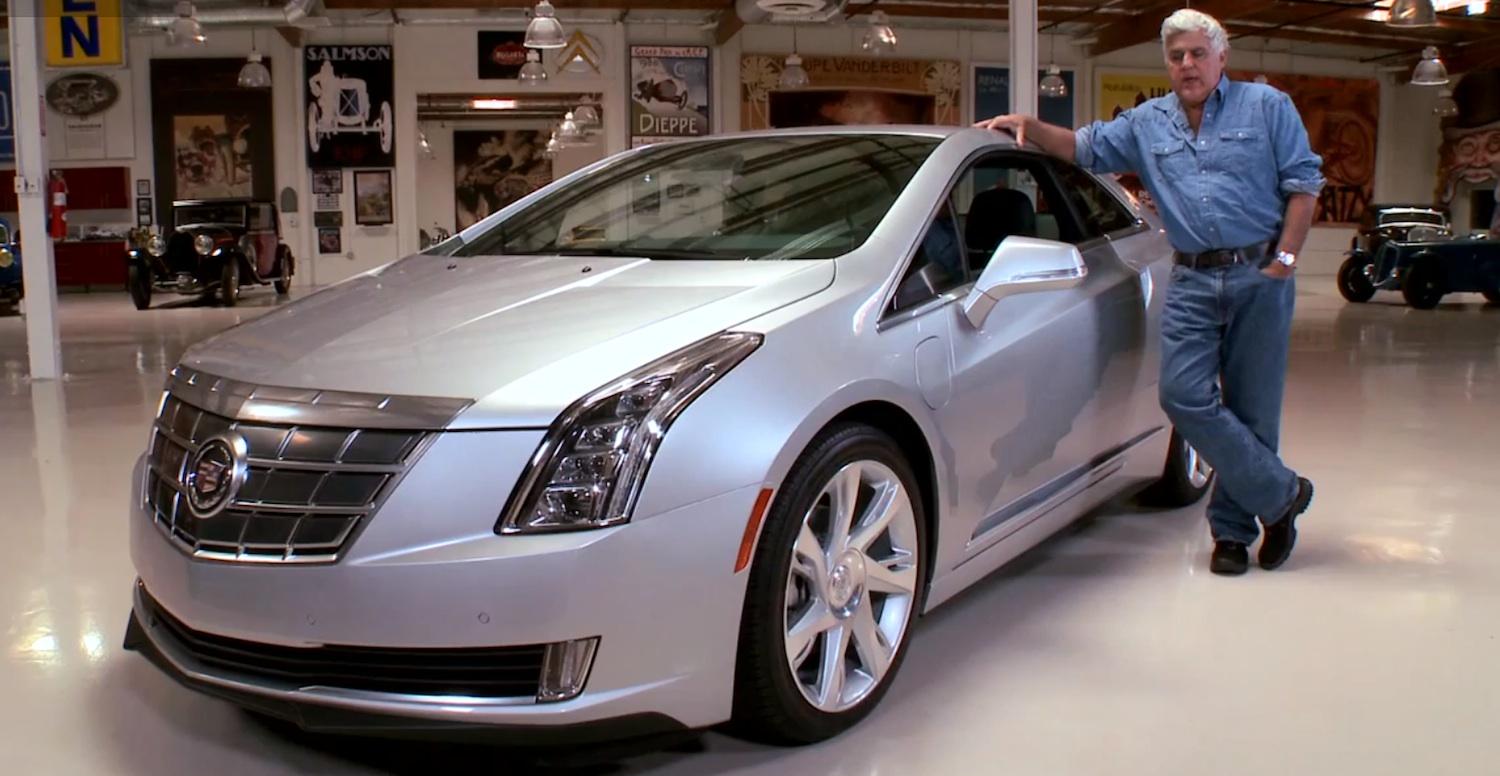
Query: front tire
1337,255,1376,303
128,264,152,310
1141,428,1213,507
220,260,240,307
731,423,926,745
1401,262,1443,309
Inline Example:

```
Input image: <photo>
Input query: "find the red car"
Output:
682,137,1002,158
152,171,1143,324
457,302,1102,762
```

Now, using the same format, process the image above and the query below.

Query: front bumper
126,430,762,737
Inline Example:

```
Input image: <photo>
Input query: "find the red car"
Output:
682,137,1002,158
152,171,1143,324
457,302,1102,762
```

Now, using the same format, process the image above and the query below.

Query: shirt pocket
1149,138,1194,180
1217,127,1264,169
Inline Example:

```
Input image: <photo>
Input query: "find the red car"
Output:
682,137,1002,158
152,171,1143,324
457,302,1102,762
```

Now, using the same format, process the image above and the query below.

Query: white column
1010,0,1039,118
10,0,63,381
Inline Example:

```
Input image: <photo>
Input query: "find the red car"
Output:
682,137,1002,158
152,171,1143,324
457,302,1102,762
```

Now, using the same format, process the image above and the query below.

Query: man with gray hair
976,9,1323,575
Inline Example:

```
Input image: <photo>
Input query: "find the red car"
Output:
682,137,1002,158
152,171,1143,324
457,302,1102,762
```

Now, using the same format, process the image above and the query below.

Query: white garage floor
2,284,1498,775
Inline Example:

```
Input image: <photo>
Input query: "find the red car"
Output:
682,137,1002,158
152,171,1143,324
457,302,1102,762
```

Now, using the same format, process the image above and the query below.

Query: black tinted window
1051,163,1138,239
892,199,965,312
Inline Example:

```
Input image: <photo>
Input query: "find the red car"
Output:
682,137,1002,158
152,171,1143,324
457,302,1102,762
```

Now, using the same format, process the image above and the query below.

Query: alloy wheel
782,460,919,713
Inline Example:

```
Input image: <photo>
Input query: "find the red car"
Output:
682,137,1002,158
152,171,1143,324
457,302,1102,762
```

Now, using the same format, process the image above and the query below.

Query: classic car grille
138,587,548,698
143,393,427,564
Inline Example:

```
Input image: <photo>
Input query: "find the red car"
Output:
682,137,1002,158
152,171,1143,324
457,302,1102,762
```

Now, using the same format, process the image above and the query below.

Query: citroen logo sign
183,435,248,518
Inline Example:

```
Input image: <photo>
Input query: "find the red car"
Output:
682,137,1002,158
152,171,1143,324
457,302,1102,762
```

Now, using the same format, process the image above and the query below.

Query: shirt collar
1155,75,1231,131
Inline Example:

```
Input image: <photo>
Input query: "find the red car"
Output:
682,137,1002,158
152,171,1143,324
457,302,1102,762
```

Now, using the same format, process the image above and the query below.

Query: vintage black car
127,199,295,309
0,218,21,313
1338,203,1500,308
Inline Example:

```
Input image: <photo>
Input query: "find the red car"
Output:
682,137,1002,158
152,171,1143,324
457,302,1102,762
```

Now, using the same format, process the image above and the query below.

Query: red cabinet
54,241,128,287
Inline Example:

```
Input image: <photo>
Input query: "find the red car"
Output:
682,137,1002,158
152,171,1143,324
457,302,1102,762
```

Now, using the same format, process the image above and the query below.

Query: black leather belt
1173,238,1279,269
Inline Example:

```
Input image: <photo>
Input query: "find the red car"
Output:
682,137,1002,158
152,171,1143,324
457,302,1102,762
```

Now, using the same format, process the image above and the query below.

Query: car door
936,152,1144,557
249,205,279,279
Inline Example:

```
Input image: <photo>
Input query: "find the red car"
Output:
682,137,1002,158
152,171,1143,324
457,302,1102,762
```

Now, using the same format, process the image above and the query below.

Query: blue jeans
1160,262,1299,544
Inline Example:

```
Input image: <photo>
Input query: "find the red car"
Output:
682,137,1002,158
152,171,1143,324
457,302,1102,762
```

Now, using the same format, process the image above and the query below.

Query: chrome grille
143,394,445,564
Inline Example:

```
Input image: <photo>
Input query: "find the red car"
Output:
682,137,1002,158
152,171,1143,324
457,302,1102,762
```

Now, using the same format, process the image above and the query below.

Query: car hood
181,253,835,429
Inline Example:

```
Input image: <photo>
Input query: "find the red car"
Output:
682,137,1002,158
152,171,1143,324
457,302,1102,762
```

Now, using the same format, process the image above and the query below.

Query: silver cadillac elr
124,126,1211,746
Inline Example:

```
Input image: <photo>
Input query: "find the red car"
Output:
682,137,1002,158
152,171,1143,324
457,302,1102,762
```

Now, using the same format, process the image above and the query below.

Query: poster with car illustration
173,114,254,199
305,45,395,167
629,45,710,148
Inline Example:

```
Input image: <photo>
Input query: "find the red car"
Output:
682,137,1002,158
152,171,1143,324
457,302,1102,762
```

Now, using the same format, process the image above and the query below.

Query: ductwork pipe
131,0,313,29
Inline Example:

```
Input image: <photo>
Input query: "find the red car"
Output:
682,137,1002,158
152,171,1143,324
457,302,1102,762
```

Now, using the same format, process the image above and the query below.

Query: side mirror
961,236,1088,328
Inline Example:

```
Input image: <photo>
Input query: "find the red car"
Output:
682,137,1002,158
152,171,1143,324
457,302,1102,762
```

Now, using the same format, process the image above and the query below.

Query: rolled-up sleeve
1268,91,1324,196
1075,110,1141,175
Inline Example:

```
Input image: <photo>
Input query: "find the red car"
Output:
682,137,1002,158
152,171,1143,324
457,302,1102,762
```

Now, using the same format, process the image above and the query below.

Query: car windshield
1376,210,1446,228
175,204,246,228
452,134,940,261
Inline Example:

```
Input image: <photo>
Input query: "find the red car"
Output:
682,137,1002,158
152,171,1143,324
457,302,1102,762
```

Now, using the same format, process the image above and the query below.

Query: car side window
1050,162,1139,240
892,197,965,312
952,154,1083,273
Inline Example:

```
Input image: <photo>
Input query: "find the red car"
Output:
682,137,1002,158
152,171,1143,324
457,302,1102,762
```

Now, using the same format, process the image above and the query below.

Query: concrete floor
3,284,1498,775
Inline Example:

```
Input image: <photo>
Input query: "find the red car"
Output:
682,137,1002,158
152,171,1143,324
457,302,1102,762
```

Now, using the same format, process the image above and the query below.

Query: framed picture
453,130,552,230
317,227,342,254
313,210,343,228
629,45,711,148
136,179,151,196
353,169,393,226
136,197,152,227
311,168,342,194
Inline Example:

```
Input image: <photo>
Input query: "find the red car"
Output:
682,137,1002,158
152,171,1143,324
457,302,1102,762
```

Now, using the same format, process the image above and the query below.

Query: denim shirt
1074,75,1325,254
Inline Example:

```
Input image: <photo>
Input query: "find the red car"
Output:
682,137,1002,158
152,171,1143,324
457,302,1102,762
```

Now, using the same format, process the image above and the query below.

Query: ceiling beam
274,25,305,48
1090,0,1278,56
323,0,727,9
714,0,742,45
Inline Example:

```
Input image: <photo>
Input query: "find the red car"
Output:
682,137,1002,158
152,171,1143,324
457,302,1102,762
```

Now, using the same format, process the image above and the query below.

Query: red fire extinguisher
48,170,69,241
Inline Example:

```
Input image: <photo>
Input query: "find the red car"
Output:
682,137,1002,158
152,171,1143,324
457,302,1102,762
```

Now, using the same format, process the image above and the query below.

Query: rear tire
220,261,240,307
1141,429,1213,507
128,264,152,310
1401,262,1443,309
731,423,926,745
274,258,291,296
1337,255,1376,303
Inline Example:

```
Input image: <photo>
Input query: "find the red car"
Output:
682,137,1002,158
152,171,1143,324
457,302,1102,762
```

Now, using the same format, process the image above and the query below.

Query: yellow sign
1096,71,1172,123
45,0,125,68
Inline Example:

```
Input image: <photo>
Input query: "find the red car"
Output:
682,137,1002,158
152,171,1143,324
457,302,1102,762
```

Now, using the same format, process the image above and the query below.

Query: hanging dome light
1039,64,1068,98
1433,89,1459,117
543,133,561,158
417,129,435,158
573,104,601,130
557,111,587,146
780,53,810,90
1410,46,1449,86
237,49,272,89
1388,0,1438,26
169,1,205,46
519,49,547,86
861,11,898,55
525,0,567,49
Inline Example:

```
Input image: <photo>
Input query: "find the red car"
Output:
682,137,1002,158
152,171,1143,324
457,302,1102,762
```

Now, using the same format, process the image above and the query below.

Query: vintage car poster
172,114,254,199
740,55,960,130
630,45,711,148
1095,70,1173,123
453,129,552,230
1228,70,1378,225
305,45,395,168
353,169,393,226
973,65,1074,128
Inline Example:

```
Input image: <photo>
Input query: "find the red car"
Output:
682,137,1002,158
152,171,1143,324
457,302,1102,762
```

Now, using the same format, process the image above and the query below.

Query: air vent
756,0,827,15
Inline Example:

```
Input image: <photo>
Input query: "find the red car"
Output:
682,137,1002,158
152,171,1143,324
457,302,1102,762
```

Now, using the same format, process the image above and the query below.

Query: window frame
1045,158,1149,243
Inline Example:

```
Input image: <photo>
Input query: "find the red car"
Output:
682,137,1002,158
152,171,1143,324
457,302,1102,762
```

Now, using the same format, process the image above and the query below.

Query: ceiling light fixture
519,49,547,86
525,0,567,49
1039,33,1067,98
169,1,205,46
1388,0,1438,26
861,11,898,55
780,26,810,90
1410,46,1449,86
573,104,600,129
1433,89,1458,117
237,30,272,88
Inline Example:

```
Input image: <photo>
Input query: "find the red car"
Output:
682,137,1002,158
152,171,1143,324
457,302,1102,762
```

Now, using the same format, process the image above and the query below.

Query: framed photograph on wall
313,210,343,228
353,169,393,225
136,197,152,227
317,227,342,254
311,168,342,194
136,179,151,196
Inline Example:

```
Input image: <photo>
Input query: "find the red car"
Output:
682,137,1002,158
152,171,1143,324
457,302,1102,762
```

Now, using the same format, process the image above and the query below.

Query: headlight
147,235,166,257
498,332,762,534
193,234,214,255
239,235,258,264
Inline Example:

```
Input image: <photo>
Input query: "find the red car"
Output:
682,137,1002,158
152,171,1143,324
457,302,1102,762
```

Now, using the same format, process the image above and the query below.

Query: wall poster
353,169,393,226
149,59,274,220
453,130,552,230
630,45,711,148
973,65,1074,128
478,31,528,79
305,45,395,167
172,114,254,199
740,54,961,130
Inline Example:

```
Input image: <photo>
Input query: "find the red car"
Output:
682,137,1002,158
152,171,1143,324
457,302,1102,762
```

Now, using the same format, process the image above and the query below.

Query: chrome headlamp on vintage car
498,332,762,534
193,234,215,256
147,234,167,257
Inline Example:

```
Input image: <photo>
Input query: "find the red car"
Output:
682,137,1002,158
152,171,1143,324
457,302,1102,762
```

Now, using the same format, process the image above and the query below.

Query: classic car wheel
274,258,291,296
1337,256,1377,303
1141,428,1213,507
128,265,152,310
220,261,240,307
1401,262,1444,309
732,423,926,745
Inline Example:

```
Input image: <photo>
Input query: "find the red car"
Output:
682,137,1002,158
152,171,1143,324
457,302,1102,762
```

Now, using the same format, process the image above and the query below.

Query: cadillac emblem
183,436,247,518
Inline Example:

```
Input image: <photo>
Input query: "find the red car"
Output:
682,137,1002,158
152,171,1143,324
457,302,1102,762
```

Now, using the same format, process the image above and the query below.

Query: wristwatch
1274,250,1297,269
